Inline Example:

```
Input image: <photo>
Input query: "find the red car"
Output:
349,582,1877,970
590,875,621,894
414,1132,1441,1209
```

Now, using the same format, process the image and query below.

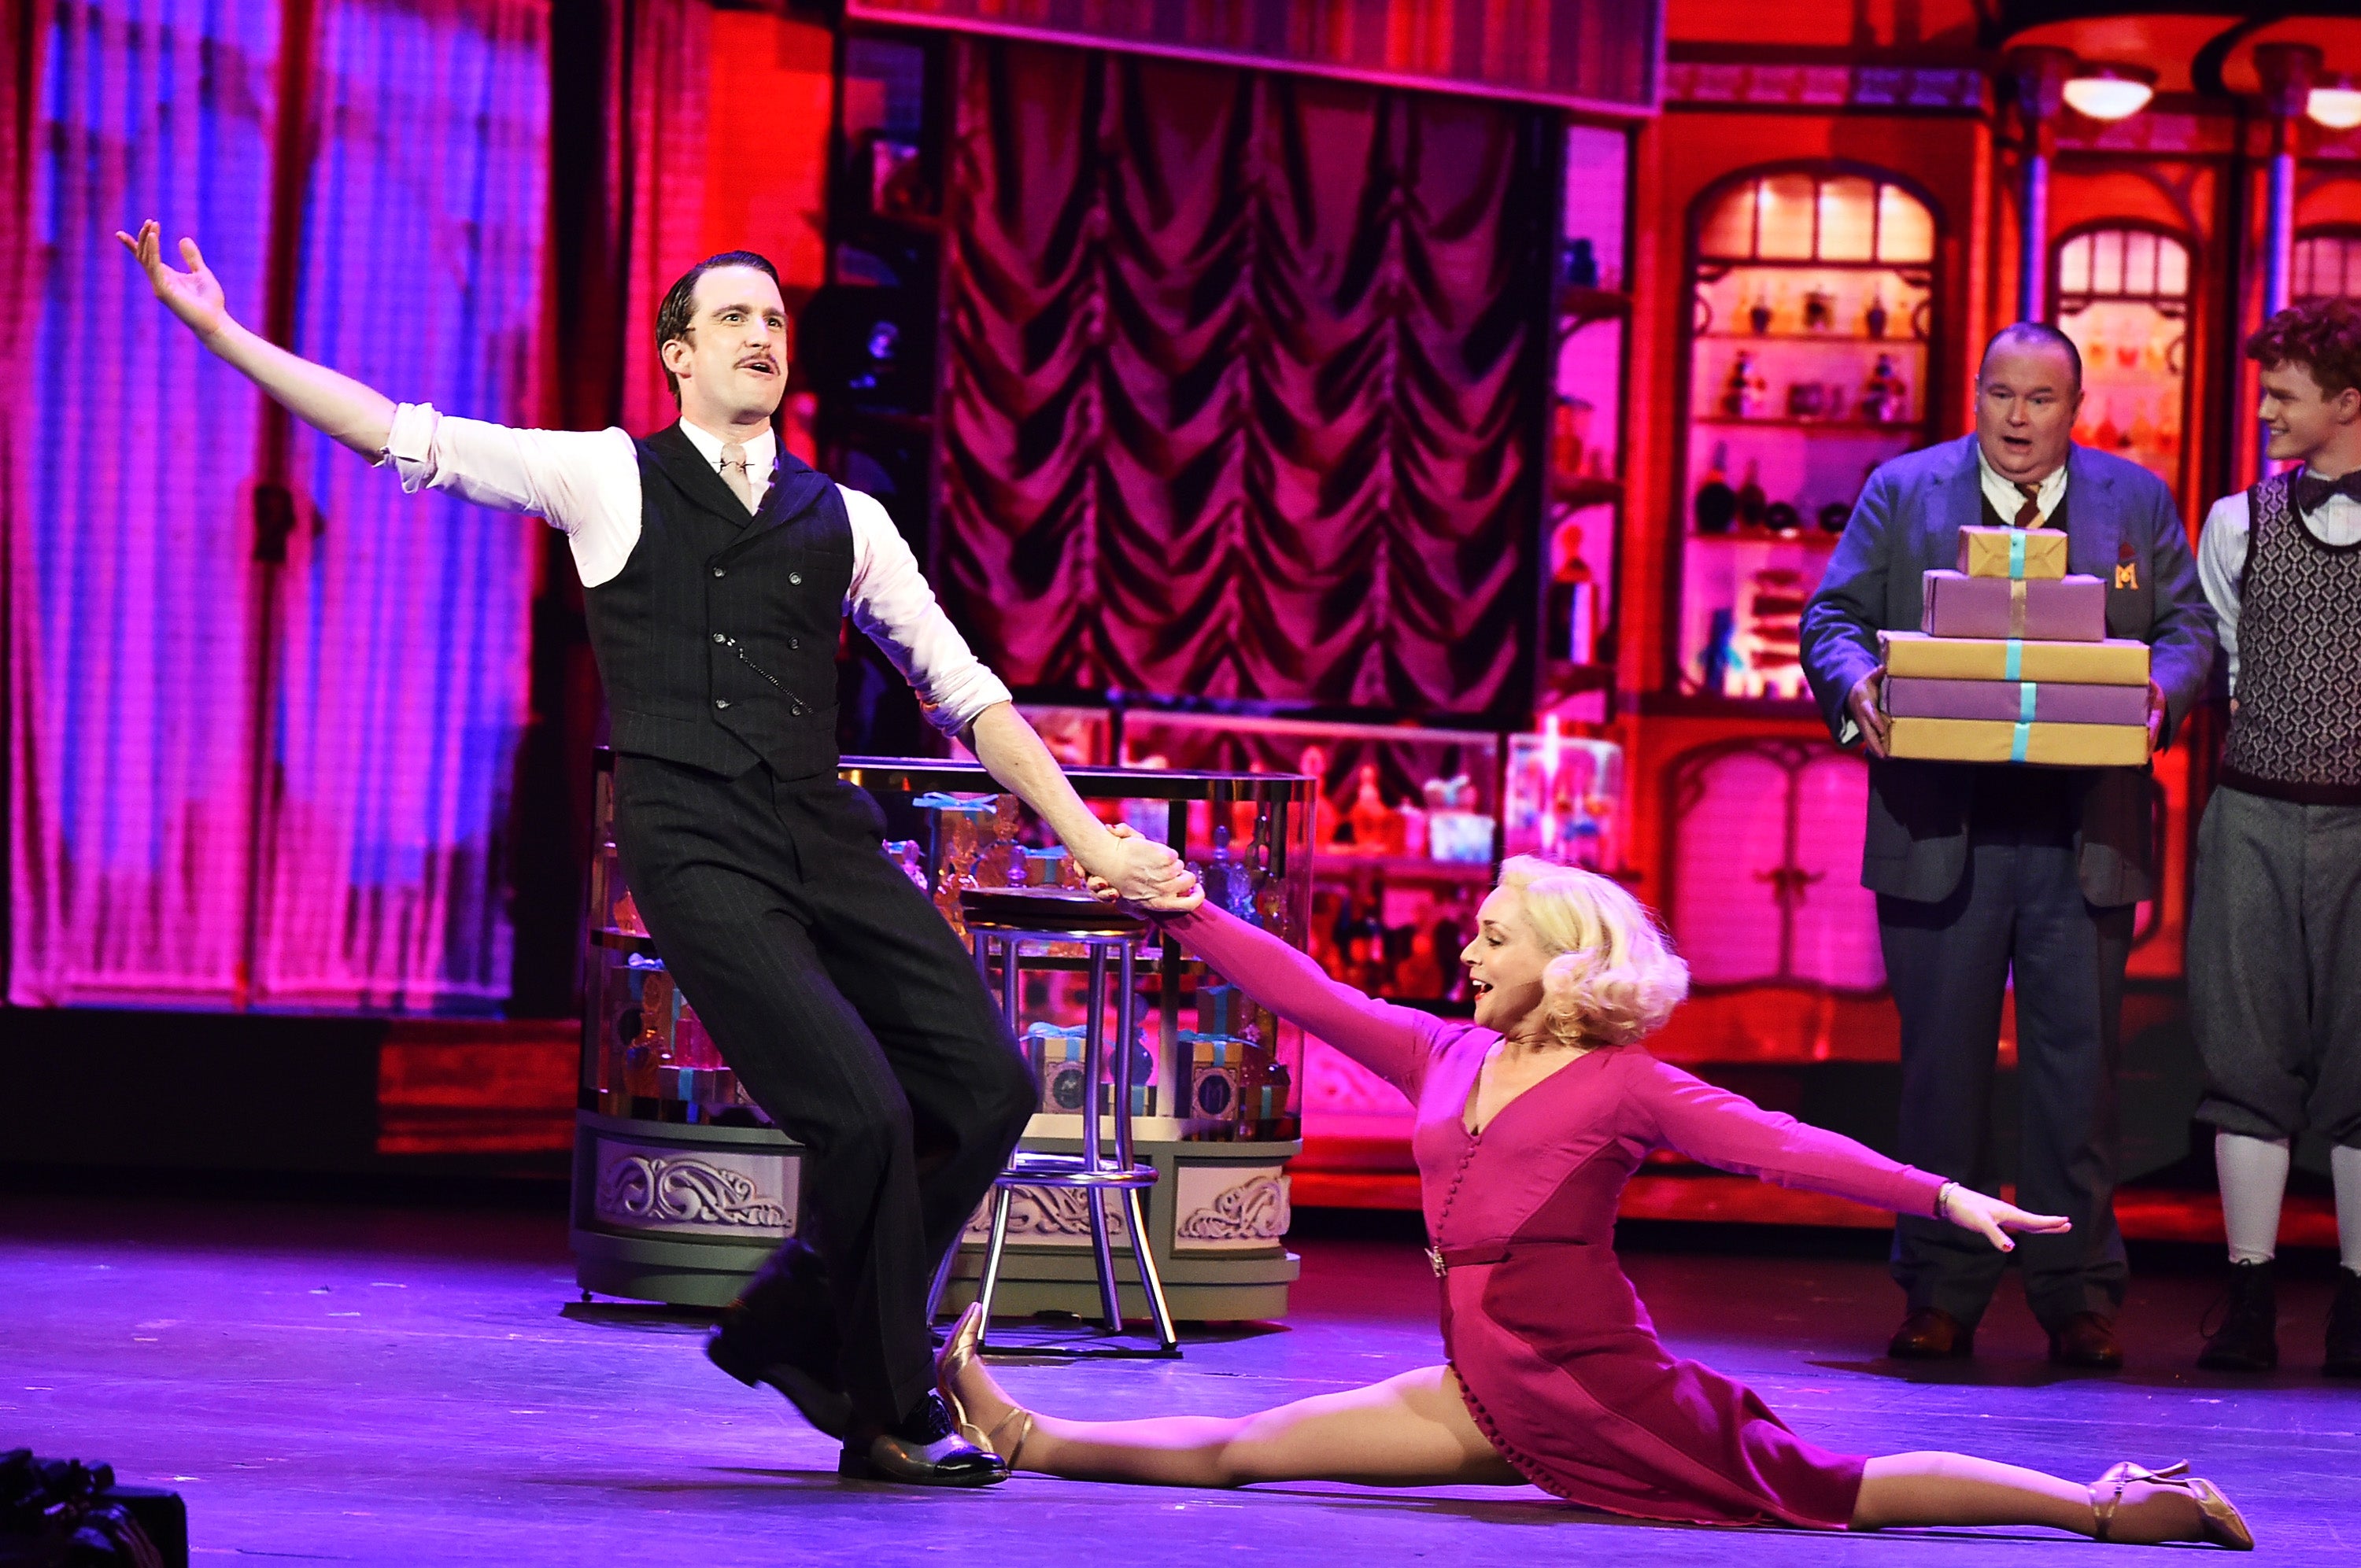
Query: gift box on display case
1956,525,2068,580
1883,676,2150,727
1887,716,2150,766
1920,570,2107,642
1879,629,2149,686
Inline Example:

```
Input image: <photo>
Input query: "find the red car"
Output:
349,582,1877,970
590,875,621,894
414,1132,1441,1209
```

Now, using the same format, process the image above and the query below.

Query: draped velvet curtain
7,0,549,1009
937,39,1551,717
610,0,709,439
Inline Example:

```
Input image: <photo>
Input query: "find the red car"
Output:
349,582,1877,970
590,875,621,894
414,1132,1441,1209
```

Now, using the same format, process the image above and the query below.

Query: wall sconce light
2062,63,2157,121
2309,74,2361,131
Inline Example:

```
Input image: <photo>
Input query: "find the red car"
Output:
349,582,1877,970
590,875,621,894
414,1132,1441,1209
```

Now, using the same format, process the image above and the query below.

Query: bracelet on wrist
1934,1181,1958,1222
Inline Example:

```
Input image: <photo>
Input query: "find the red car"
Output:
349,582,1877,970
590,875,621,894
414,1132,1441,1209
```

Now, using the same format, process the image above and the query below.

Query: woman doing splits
937,854,2252,1547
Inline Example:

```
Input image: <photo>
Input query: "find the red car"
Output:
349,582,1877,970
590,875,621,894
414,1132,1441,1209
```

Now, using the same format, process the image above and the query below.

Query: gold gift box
1958,525,2068,581
1879,630,2149,685
1889,717,2150,767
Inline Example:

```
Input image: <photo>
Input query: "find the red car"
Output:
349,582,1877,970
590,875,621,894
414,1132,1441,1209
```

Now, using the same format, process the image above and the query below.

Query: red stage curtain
260,0,549,1009
7,0,283,1005
937,39,1551,715
610,0,711,439
6,0,548,1009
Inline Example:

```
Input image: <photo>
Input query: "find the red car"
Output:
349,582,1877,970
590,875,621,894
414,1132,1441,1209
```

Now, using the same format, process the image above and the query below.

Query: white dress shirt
377,404,1014,735
2197,479,2361,695
1975,445,2068,526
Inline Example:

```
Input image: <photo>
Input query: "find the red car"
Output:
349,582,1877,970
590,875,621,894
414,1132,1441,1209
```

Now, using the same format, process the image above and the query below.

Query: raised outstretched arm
117,220,394,456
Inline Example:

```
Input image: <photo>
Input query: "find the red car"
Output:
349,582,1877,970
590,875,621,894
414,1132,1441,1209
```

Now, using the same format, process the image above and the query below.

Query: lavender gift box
1883,676,2149,726
1921,570,2106,643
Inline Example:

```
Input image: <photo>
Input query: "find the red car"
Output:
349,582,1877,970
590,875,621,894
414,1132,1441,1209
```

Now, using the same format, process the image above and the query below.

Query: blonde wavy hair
1495,856,1690,1048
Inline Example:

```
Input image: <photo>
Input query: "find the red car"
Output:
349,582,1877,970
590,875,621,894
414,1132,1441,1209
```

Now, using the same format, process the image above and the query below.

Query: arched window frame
2293,224,2361,304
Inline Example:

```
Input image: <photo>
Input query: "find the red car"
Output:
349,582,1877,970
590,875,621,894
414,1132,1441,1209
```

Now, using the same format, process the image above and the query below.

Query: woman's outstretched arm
1155,902,1446,1099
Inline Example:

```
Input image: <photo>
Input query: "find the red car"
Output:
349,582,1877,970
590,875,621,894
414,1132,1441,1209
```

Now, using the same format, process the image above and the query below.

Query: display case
1675,166,1940,703
574,752,1314,1319
2056,224,2193,491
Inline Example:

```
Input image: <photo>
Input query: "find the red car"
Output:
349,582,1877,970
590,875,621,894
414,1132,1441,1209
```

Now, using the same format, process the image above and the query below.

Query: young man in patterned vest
2189,297,2361,1378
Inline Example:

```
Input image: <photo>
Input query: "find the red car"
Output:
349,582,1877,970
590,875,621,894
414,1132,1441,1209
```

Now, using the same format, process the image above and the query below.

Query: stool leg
923,1233,960,1324
1123,1183,1179,1353
1088,1187,1124,1333
974,1185,1016,1352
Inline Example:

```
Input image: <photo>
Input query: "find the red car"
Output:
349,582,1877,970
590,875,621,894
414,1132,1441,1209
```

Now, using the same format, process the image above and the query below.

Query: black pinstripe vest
583,423,851,780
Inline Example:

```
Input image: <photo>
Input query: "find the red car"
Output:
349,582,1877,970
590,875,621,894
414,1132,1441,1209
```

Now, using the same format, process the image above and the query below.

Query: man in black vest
1800,323,2214,1370
2186,298,2361,1377
119,223,1195,1485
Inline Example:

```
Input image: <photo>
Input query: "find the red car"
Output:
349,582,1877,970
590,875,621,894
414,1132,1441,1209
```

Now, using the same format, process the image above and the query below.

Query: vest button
711,633,725,644
789,637,800,650
789,571,803,585
711,567,725,578
714,699,730,710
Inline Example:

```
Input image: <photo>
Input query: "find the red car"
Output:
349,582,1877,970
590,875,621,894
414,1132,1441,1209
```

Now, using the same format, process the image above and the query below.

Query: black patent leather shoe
839,1392,1009,1486
1888,1306,1975,1360
2196,1260,2278,1372
2048,1311,2125,1370
706,1323,854,1440
2325,1267,2361,1378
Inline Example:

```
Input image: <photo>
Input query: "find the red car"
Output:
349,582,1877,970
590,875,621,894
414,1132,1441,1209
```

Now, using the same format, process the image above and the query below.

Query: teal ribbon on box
2011,720,2032,763
2009,529,2027,579
2004,639,2023,680
2019,682,2038,724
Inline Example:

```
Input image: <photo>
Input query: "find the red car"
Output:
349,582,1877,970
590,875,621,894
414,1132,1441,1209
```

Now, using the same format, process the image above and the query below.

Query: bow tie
2294,468,2361,515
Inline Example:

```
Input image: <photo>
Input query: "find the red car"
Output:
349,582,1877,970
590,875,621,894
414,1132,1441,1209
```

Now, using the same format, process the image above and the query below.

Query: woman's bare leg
947,1351,1521,1489
1853,1454,2203,1542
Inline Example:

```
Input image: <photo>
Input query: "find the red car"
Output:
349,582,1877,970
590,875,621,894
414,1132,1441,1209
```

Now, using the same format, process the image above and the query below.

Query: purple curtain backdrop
937,39,1550,716
262,0,548,1009
8,0,280,1005
7,0,548,1009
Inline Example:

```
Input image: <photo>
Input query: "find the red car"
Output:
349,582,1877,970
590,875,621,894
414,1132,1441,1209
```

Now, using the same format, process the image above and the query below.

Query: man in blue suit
1800,323,2215,1368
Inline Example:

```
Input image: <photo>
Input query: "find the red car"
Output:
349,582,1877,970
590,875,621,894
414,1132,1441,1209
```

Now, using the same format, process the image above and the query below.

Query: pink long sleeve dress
1165,905,1947,1529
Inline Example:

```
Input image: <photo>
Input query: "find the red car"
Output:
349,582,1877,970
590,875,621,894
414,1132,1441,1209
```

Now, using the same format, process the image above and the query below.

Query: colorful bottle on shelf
1695,441,1736,534
1736,459,1767,529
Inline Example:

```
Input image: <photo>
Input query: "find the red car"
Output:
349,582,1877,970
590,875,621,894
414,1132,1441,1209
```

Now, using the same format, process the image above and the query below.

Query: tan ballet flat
937,1302,1035,1467
2089,1460,2253,1550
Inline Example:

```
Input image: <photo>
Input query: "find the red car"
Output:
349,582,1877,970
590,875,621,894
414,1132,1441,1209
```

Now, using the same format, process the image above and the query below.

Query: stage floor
2,1190,2354,1566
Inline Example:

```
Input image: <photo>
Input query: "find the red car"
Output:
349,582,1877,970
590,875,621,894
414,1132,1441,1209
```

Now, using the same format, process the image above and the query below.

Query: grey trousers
1879,832,2133,1330
2190,784,2361,1149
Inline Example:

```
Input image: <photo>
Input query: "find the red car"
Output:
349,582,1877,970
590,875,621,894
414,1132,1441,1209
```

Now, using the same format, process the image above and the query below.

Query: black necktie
2293,468,2361,515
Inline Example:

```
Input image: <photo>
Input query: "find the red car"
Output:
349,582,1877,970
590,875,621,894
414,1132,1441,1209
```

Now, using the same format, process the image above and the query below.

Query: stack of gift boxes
1878,525,2151,767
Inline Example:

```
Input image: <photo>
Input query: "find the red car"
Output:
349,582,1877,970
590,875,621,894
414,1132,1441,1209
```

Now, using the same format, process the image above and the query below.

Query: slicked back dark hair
655,250,784,404
1979,321,2083,389
2247,297,2361,399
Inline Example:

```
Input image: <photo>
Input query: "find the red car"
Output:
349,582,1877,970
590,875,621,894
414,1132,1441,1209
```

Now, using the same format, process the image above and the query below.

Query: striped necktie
2013,481,2043,527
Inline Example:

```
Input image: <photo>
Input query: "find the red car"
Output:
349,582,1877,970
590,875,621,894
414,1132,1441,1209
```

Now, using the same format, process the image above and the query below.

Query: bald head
1975,323,2083,485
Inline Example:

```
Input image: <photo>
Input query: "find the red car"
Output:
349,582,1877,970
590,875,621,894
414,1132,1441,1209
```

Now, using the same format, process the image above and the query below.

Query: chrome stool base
953,888,1181,1358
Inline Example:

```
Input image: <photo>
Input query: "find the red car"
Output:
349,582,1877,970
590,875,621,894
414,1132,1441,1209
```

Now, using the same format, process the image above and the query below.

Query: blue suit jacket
1798,434,2215,906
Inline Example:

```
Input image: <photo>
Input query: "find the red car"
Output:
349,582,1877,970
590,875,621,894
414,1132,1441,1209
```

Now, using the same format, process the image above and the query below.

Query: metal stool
955,886,1178,1356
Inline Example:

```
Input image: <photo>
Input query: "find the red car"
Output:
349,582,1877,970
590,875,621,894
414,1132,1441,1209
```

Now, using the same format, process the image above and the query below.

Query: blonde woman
936,854,2252,1548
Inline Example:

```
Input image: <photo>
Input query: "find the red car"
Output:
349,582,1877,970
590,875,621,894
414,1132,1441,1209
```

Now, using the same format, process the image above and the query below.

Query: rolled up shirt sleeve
841,485,1014,735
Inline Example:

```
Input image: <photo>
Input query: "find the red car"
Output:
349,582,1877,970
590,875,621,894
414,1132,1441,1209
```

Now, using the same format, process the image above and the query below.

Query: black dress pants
611,754,1036,1427
1878,822,2133,1331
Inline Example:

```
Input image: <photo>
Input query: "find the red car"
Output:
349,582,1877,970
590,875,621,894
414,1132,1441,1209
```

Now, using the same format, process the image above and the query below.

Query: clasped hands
1083,822,1205,913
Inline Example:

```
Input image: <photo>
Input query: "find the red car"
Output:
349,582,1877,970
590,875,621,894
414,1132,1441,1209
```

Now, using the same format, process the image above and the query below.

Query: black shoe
839,1391,1008,1486
1888,1307,1975,1360
705,1241,852,1439
2048,1312,2125,1370
2197,1260,2278,1372
706,1323,854,1440
2326,1267,2361,1378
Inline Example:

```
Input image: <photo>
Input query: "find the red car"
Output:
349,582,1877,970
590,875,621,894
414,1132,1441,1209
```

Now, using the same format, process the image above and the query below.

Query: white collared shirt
2197,477,2361,695
675,417,776,512
376,403,1014,736
1975,445,2068,526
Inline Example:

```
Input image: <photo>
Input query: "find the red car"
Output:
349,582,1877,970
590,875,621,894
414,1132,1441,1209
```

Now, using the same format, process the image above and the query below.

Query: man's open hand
116,220,228,341
1846,668,1890,758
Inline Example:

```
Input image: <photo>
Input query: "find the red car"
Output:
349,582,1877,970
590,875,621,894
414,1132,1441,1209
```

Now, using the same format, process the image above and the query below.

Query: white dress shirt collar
1975,443,2069,526
677,418,777,476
